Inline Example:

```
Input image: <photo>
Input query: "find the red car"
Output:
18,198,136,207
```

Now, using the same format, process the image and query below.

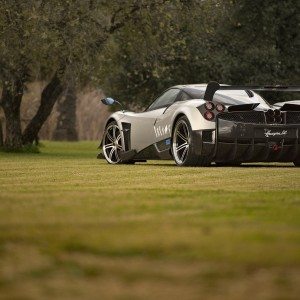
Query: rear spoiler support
203,81,300,102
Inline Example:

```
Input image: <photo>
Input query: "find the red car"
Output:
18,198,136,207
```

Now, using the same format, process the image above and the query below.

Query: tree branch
109,4,141,34
109,0,169,34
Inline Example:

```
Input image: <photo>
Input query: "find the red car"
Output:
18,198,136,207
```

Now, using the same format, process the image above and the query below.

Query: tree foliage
102,0,299,108
0,0,169,150
0,0,299,150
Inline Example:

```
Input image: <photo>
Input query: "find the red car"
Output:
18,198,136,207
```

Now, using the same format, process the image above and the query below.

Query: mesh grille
218,112,266,124
286,112,300,124
202,130,213,142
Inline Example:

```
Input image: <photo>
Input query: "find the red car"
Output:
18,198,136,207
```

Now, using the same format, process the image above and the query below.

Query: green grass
0,141,299,300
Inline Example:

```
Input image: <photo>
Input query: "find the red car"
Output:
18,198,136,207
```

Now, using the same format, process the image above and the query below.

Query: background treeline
0,0,299,150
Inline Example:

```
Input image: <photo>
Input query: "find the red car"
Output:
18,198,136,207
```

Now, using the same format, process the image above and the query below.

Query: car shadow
140,162,295,168
229,164,295,168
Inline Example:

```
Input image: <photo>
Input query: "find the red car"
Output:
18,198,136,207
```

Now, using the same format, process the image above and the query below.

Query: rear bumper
215,119,300,162
194,118,300,163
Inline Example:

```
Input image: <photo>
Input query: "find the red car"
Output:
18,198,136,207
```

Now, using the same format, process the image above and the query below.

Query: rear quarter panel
166,100,216,133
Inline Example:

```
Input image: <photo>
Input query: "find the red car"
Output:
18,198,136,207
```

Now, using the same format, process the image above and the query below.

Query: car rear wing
204,81,300,102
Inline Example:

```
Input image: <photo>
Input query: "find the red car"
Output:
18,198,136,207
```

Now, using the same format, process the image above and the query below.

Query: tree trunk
53,85,78,141
22,72,64,145
0,120,3,147
0,80,23,151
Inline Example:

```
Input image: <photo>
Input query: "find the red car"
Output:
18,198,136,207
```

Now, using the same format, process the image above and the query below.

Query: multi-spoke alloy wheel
102,122,123,164
173,119,190,165
172,116,211,167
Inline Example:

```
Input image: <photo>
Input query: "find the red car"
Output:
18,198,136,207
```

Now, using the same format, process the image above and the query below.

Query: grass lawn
0,141,299,300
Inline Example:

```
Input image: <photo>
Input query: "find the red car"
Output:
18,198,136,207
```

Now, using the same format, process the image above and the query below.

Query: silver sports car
100,82,300,166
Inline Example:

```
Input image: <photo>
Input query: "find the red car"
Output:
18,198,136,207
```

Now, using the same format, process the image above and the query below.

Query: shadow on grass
40,152,95,159
234,164,295,168
135,161,295,168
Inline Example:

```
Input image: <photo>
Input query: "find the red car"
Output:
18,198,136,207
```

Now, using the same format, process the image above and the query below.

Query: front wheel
172,116,211,167
102,121,123,164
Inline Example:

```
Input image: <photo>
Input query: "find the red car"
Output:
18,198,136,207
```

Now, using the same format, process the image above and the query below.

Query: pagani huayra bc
100,82,300,166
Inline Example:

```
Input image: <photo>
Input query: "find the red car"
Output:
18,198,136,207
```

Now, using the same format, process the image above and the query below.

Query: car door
130,88,180,152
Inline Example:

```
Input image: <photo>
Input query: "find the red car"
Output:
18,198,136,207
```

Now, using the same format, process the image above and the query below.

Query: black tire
102,121,123,164
172,116,211,167
102,121,135,165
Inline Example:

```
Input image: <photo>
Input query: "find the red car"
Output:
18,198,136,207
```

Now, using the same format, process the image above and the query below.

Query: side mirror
101,97,125,111
101,97,116,105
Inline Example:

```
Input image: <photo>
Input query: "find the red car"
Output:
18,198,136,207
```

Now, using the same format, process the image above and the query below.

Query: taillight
204,111,215,121
216,103,225,112
266,109,274,117
274,109,281,116
204,101,214,111
275,116,282,123
266,109,282,124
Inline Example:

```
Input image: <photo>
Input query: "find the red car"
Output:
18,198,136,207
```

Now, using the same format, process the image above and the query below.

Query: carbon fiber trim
218,111,266,124
216,117,300,162
286,112,300,124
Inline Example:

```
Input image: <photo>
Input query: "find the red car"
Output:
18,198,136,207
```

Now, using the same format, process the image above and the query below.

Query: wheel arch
105,117,117,127
171,113,187,136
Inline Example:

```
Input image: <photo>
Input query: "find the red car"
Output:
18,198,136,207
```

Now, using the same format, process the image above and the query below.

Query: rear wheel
102,121,123,164
172,116,211,167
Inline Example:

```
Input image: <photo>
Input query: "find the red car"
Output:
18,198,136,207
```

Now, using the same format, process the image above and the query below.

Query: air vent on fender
121,122,131,151
228,103,260,112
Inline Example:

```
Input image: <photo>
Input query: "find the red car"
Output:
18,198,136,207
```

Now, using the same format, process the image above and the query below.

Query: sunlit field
0,141,299,300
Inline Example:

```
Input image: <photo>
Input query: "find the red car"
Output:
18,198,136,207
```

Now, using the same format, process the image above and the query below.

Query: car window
147,89,180,111
177,91,191,102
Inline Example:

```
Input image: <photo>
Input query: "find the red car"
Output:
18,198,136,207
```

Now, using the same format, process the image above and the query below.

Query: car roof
172,84,267,106
172,84,207,90
172,84,210,98
172,83,230,92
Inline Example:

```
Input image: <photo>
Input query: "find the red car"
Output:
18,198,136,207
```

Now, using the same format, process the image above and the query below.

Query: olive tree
0,0,168,150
